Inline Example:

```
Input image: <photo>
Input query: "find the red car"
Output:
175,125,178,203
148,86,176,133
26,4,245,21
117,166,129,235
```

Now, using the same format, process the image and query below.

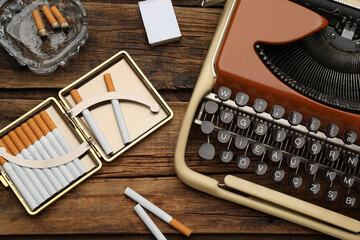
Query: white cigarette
134,204,167,240
82,109,113,155
26,144,63,192
70,90,113,155
124,187,192,237
1,162,38,210
111,99,131,144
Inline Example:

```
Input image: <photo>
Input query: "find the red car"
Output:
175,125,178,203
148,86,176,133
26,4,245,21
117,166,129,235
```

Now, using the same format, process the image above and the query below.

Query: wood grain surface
0,1,335,239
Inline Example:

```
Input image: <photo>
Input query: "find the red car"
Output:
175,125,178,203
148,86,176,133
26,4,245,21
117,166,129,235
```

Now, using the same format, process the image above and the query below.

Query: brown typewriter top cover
215,0,360,135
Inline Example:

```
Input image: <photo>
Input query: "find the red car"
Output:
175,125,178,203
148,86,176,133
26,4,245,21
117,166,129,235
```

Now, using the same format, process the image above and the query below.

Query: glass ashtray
0,0,88,74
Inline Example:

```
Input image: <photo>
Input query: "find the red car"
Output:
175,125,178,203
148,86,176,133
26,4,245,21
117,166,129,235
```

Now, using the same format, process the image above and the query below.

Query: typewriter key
289,174,302,189
288,111,302,126
237,156,250,170
253,98,267,113
235,92,249,107
220,149,233,163
269,149,282,162
342,130,357,145
234,136,248,150
201,121,214,135
254,122,268,136
342,193,356,208
307,141,321,155
217,130,231,144
198,143,215,160
341,174,355,188
305,161,319,175
324,187,338,202
322,168,336,182
307,181,320,195
218,87,232,101
252,142,265,156
270,105,285,119
271,168,285,182
237,116,251,130
291,135,305,149
254,161,268,176
220,110,234,124
324,123,339,138
306,117,321,132
344,154,359,168
287,155,300,169
205,101,218,115
325,148,339,162
272,129,286,143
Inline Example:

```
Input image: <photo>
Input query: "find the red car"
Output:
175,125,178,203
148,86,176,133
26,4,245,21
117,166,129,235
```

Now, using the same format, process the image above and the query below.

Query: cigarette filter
40,111,87,175
34,115,81,179
70,89,113,155
8,131,52,199
1,137,44,205
27,119,75,183
104,73,131,145
32,10,46,37
134,204,167,240
21,123,68,188
50,6,69,29
0,143,38,210
124,187,192,237
41,6,60,29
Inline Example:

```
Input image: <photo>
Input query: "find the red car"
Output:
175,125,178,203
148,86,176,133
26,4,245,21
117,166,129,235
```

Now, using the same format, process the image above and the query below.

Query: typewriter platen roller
175,0,360,239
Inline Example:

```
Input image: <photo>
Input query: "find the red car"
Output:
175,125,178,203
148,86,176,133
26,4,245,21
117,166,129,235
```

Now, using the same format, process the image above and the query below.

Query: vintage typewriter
175,0,360,239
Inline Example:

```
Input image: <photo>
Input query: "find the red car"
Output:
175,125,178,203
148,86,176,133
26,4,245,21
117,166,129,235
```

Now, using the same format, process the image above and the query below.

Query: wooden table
0,1,335,239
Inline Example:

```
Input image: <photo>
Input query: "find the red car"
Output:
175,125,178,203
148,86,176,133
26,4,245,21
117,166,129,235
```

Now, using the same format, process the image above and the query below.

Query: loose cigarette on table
32,10,47,37
41,6,60,29
124,187,192,237
14,128,58,196
134,204,167,240
1,137,44,205
0,140,38,210
21,123,68,189
104,73,131,145
70,89,113,155
8,131,53,199
50,6,69,29
27,119,75,183
40,111,87,175
34,115,81,179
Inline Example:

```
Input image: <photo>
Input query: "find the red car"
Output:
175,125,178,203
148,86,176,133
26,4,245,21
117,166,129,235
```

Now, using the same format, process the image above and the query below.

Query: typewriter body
175,0,360,238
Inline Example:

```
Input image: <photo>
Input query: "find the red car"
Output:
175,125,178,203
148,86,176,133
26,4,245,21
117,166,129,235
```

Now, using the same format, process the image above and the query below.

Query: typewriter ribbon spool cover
175,0,360,239
0,51,173,215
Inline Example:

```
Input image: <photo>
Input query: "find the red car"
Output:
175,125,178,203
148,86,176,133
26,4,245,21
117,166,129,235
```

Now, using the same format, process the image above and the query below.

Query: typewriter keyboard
192,87,360,217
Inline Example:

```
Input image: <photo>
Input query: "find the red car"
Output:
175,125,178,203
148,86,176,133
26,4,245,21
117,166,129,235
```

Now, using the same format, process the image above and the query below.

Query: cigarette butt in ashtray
70,89,113,155
50,6,69,29
104,73,131,145
124,187,192,237
41,6,60,29
32,10,47,37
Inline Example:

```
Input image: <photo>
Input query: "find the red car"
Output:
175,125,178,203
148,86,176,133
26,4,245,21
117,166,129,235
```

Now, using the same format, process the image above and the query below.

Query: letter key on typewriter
175,0,360,238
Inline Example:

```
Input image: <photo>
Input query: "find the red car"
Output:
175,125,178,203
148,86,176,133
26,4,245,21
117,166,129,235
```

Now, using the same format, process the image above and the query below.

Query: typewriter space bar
224,175,360,233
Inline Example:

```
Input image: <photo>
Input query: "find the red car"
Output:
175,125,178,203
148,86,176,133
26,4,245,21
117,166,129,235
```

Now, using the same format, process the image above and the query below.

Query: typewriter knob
305,161,319,175
253,122,268,136
234,136,248,150
218,87,232,101
287,155,301,169
291,135,305,149
217,130,231,144
237,116,251,130
342,193,356,208
288,111,302,126
235,92,249,107
324,148,339,162
306,117,321,132
270,105,285,119
252,142,266,156
322,168,336,182
341,174,355,188
254,161,268,176
198,143,215,160
201,121,214,135
307,141,321,155
220,149,233,163
253,98,267,113
344,154,359,168
324,187,338,202
307,181,320,195
237,156,250,170
271,168,285,182
289,174,302,189
220,110,234,124
324,123,339,138
205,101,218,115
269,149,282,162
272,129,287,143
342,130,357,145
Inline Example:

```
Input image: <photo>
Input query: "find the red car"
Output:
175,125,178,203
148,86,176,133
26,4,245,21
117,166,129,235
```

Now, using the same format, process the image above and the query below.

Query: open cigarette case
0,51,173,215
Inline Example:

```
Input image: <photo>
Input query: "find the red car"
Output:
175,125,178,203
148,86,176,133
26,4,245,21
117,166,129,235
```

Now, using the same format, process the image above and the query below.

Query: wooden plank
0,3,220,90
